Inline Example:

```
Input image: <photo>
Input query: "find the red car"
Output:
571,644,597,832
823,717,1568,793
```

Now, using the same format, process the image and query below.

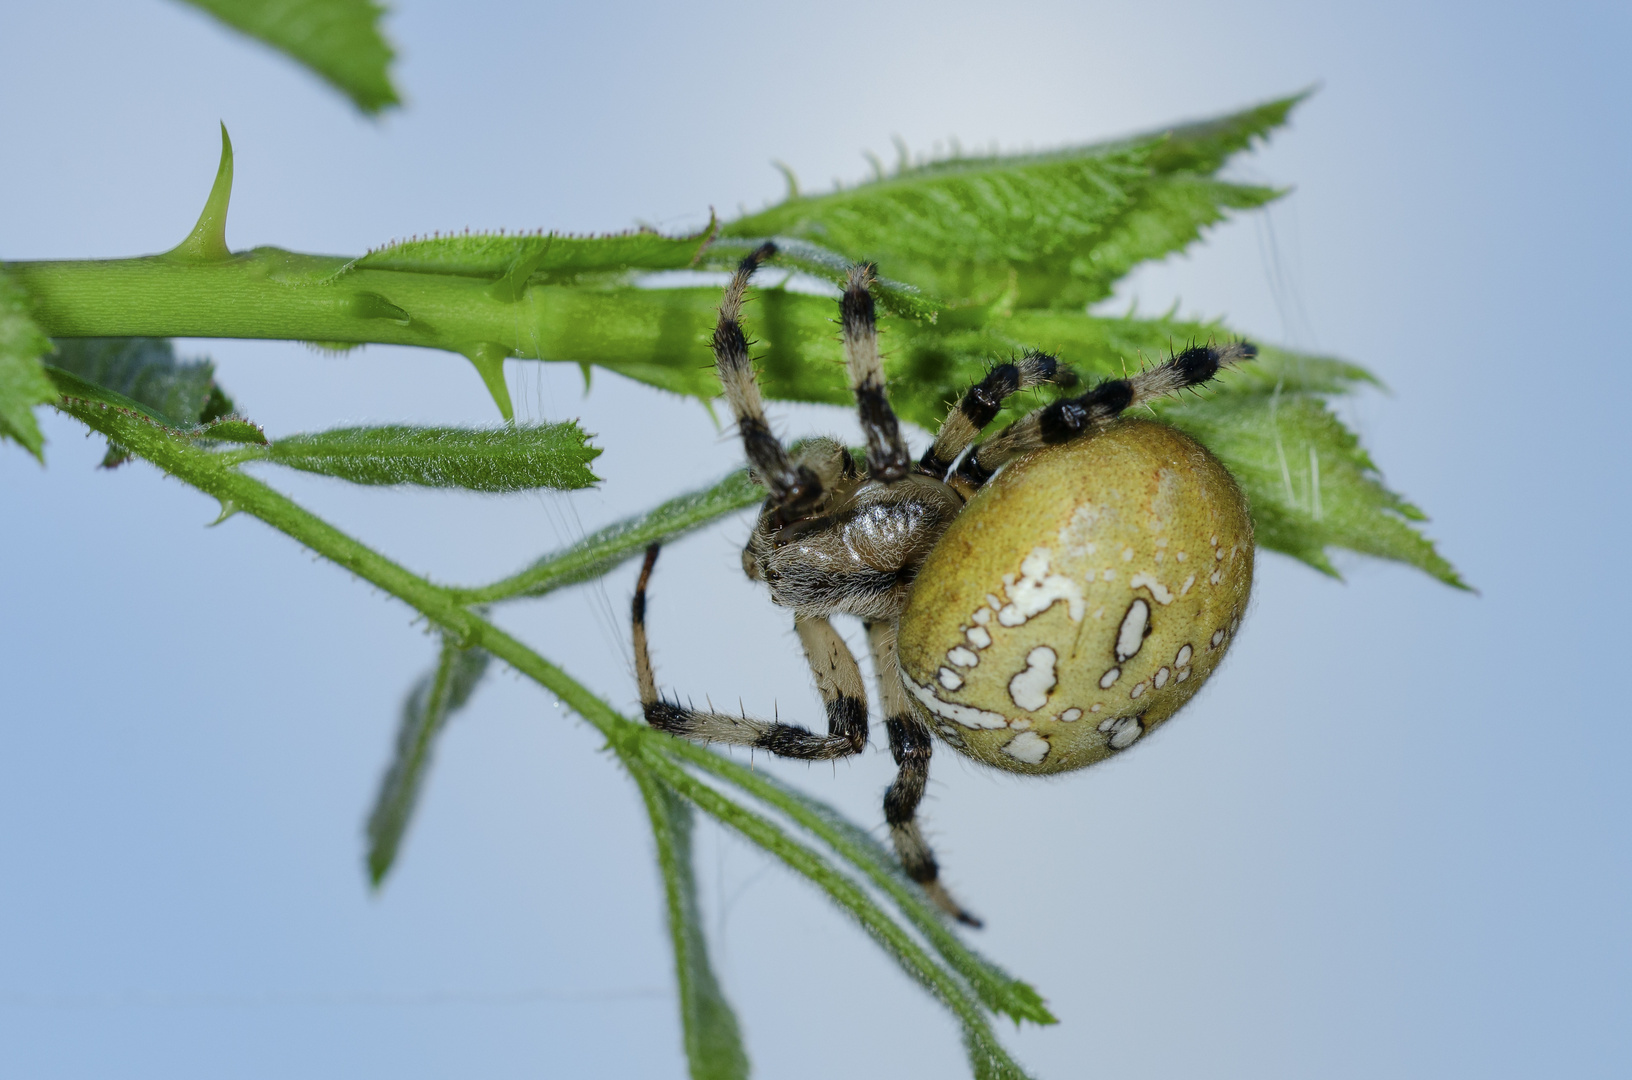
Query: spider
632,243,1256,925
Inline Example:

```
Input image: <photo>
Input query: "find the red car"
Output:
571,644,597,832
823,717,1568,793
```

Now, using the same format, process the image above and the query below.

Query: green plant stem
55,391,1037,1073
9,251,725,360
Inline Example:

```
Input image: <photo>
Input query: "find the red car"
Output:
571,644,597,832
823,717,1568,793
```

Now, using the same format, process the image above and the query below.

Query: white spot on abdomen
1007,646,1058,712
1059,708,1083,722
1115,599,1151,662
1001,730,1051,764
1099,667,1121,689
1175,644,1193,667
902,670,1008,730
997,548,1086,628
1129,572,1173,604
947,647,978,668
938,667,964,690
966,626,992,649
1154,667,1170,688
1102,715,1144,750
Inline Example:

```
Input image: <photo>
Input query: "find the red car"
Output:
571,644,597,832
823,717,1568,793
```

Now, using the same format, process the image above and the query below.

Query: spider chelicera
632,243,1256,925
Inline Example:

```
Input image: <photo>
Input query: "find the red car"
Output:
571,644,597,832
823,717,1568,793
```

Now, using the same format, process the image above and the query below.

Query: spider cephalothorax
632,243,1255,924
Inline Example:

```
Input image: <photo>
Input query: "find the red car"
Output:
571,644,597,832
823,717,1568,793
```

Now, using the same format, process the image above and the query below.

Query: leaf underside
636,771,751,1080
0,269,57,459
266,422,602,492
367,640,490,885
48,338,241,464
176,0,399,114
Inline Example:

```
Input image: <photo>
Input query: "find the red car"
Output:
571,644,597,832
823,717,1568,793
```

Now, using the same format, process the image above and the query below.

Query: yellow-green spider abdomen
897,419,1253,774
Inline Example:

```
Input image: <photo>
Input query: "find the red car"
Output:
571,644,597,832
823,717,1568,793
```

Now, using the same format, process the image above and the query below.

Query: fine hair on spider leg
955,341,1256,488
632,544,871,761
840,263,912,482
710,241,823,514
865,619,981,926
918,351,1066,480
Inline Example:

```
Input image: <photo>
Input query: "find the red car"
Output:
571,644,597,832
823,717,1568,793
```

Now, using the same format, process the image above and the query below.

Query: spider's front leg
633,544,869,760
954,341,1257,489
713,243,825,517
865,620,982,927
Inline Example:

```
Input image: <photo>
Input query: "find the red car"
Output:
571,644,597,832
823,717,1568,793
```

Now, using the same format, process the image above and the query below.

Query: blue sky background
2,1,1628,1077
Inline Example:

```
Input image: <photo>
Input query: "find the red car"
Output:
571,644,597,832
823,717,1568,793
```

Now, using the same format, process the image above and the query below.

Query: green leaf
48,338,237,432
1158,386,1468,588
366,638,490,885
459,469,762,604
0,270,56,460
176,0,399,115
632,767,750,1080
263,422,602,491
721,95,1302,310
41,363,265,452
723,141,1151,306
351,228,715,284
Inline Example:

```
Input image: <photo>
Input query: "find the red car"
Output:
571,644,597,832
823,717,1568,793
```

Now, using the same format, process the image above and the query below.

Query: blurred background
2,1,1628,1077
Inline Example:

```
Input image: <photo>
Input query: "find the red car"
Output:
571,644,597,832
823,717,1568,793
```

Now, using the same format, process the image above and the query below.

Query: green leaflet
49,339,234,428
633,768,751,1080
459,469,762,604
351,229,715,287
1159,391,1467,588
42,364,266,447
722,96,1300,310
175,0,399,114
0,270,56,461
264,423,601,492
366,639,491,886
49,338,239,465
723,142,1151,305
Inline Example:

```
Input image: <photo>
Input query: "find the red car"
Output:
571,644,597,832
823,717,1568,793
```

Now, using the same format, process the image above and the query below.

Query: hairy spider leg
841,264,912,482
713,242,824,515
633,544,870,759
916,351,1064,481
865,620,982,927
954,342,1257,489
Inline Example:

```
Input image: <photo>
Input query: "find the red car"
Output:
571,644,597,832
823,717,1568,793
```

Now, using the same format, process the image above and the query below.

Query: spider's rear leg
865,620,982,927
955,342,1256,489
916,351,1066,481
634,544,869,760
841,265,912,483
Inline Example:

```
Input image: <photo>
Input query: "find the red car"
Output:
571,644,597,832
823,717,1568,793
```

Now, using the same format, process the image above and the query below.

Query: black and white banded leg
865,620,981,927
713,242,824,515
916,351,1065,481
841,264,912,482
955,342,1256,489
634,545,869,760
